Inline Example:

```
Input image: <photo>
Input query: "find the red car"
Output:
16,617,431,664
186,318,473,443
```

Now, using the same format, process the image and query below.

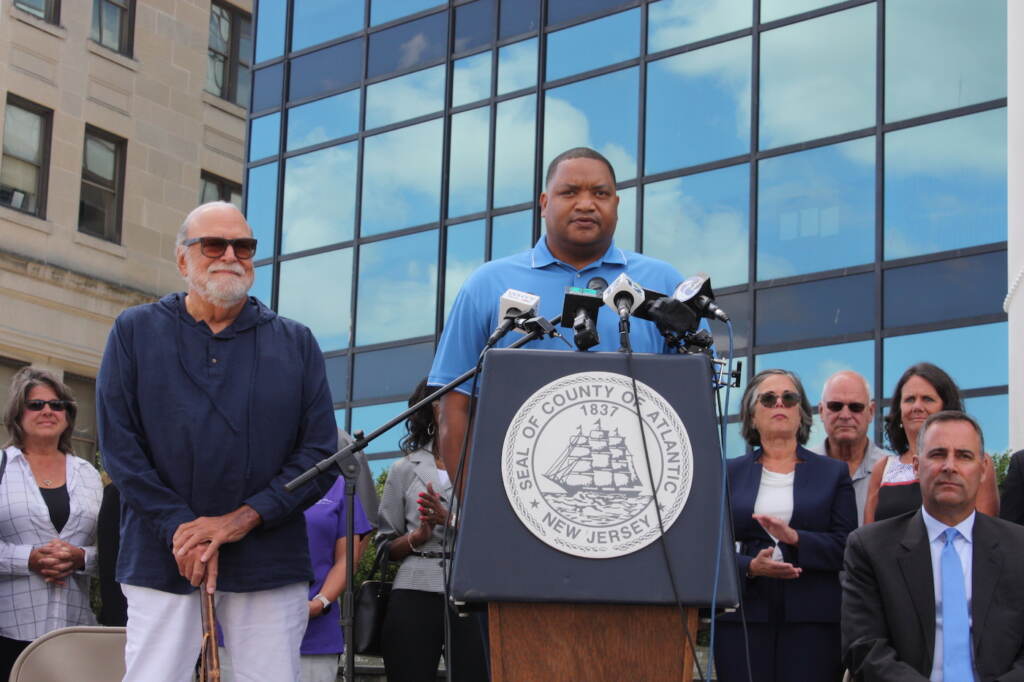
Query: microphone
602,273,645,322
486,289,540,347
560,286,602,351
673,273,729,322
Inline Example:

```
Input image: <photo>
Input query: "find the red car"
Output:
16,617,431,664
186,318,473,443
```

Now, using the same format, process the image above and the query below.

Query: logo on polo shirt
501,371,693,559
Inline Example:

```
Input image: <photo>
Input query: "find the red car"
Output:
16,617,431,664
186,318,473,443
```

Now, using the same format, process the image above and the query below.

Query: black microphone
586,276,608,293
673,273,729,322
560,286,602,351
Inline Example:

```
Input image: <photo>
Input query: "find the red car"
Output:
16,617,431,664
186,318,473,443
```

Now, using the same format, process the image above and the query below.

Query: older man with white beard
97,202,338,681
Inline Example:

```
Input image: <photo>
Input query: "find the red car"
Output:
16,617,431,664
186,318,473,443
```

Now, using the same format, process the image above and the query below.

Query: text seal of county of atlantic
501,371,693,559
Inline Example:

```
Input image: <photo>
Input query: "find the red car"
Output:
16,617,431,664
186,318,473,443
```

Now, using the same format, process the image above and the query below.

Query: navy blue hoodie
97,293,338,593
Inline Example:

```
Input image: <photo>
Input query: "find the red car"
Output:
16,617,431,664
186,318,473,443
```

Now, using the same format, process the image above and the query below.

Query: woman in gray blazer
378,379,488,681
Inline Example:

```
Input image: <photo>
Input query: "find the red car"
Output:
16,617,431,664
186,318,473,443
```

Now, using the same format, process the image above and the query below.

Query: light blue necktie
941,527,973,680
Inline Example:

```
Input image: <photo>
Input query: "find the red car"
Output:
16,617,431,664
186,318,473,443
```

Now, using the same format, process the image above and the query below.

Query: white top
0,446,103,641
436,468,450,488
921,507,976,682
753,469,794,560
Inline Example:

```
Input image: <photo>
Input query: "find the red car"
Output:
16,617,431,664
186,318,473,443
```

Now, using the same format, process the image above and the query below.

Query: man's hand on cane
173,505,262,562
175,542,220,592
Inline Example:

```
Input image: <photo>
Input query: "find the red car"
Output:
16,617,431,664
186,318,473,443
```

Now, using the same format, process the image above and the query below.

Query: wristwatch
314,594,332,612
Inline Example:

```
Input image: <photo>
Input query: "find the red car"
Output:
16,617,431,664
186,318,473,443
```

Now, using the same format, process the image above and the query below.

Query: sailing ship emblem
545,422,645,496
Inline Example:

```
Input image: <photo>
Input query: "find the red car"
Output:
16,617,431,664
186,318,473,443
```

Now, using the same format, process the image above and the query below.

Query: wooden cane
198,580,221,682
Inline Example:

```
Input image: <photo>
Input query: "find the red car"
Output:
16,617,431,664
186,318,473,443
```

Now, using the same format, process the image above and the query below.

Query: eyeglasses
25,399,71,412
182,237,258,260
825,401,867,414
757,391,801,409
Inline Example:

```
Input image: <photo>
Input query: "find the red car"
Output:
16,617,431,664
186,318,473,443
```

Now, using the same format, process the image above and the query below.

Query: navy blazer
721,446,856,624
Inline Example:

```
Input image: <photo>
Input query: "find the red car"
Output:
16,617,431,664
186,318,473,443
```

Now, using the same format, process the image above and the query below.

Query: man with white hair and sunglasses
97,201,338,681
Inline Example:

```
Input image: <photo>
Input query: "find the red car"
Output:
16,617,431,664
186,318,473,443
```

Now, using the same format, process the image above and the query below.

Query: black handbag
353,540,393,656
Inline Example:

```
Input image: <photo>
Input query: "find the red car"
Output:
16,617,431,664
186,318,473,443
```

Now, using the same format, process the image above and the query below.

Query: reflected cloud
278,249,353,351
498,38,537,94
282,143,357,253
493,94,536,207
362,119,443,235
449,107,490,218
357,230,439,345
648,0,750,53
453,51,491,106
366,65,445,129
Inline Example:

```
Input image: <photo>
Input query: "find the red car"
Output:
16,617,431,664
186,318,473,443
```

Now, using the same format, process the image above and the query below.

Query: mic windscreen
602,273,645,316
560,286,603,329
497,289,540,321
586,276,608,293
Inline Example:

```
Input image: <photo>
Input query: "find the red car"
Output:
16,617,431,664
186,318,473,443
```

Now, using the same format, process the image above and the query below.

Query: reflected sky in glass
254,0,285,63
643,163,749,287
334,408,348,429
761,0,833,23
289,40,363,103
724,420,747,458
352,401,406,453
492,210,532,260
353,342,434,401
886,0,1006,122
884,109,1007,260
292,0,363,52
757,340,874,406
362,119,443,235
646,37,750,173
366,65,445,130
326,356,349,404
357,230,439,345
252,264,272,305
251,64,284,112
648,0,751,53
883,322,1007,394
757,137,874,279
245,163,278,254
615,187,635,252
760,5,874,149
368,10,447,78
278,248,353,351
544,68,638,182
249,112,280,161
493,94,535,208
287,90,360,152
445,220,485,316
282,141,357,253
546,9,639,82
500,0,539,39
964,394,1008,455
756,273,874,346
548,0,633,26
448,107,490,219
371,0,443,26
452,51,491,107
498,38,537,95
454,0,494,54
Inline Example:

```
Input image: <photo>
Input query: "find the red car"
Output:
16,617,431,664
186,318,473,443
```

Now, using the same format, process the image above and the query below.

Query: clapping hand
417,483,448,529
752,514,799,545
748,547,802,580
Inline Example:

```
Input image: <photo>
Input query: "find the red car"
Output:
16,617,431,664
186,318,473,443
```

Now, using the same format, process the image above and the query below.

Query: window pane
493,94,535,208
368,10,447,79
254,0,286,63
366,65,445,130
445,219,485,315
3,104,43,163
100,1,123,51
544,67,638,182
756,273,874,347
452,51,491,107
278,248,354,351
448,107,490,218
14,0,49,20
362,119,443,235
642,164,749,287
251,63,284,112
645,37,750,173
371,0,442,26
292,0,363,52
756,339,874,406
235,65,252,109
282,142,357,253
757,137,874,280
761,0,834,23
351,401,405,454
615,186,635,252
491,210,532,260
206,52,228,98
286,90,360,151
500,0,539,39
883,251,1006,329
546,9,639,82
964,394,1007,455
883,322,1007,394
497,38,537,95
648,0,751,52
199,177,219,204
252,263,273,304
454,0,494,54
289,40,363,103
760,5,875,149
245,162,278,255
353,342,434,401
248,112,280,162
548,0,631,26
83,135,116,183
356,230,439,345
886,0,1006,122
709,291,751,352
884,109,1007,260
209,5,230,54
325,355,349,404
78,184,117,240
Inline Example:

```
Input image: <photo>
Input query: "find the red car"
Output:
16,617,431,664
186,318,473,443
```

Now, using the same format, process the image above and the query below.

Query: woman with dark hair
0,367,102,678
863,362,998,523
714,369,856,682
377,379,488,681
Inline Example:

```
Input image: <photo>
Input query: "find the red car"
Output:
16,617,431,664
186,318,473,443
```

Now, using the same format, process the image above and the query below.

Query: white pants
220,649,340,682
121,582,308,682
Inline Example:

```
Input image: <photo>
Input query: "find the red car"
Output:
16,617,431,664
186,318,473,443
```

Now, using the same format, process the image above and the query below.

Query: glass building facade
245,0,1008,473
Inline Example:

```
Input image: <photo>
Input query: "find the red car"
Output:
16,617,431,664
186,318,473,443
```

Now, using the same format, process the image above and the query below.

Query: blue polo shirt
429,237,687,394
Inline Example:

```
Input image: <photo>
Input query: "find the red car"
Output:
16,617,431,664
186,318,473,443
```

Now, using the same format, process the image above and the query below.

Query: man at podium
428,146,685,482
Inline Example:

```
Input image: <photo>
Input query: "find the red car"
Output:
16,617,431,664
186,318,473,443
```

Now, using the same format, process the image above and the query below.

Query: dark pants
0,635,31,680
714,621,842,682
382,589,489,682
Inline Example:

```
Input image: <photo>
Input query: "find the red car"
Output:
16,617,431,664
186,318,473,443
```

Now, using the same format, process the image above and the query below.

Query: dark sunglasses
182,237,258,260
825,401,867,413
25,399,71,412
757,391,801,408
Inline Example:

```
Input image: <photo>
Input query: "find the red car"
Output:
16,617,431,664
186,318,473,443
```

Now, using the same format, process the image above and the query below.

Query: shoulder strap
0,449,7,484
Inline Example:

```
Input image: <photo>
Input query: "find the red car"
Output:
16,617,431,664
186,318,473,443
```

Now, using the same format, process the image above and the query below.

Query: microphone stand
285,315,563,682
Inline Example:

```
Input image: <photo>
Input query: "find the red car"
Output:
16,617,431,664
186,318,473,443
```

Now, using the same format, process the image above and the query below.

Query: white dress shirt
920,506,975,682
753,469,794,560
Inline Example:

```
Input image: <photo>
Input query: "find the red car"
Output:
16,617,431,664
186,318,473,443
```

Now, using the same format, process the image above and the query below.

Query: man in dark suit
842,411,1024,681
999,449,1024,525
